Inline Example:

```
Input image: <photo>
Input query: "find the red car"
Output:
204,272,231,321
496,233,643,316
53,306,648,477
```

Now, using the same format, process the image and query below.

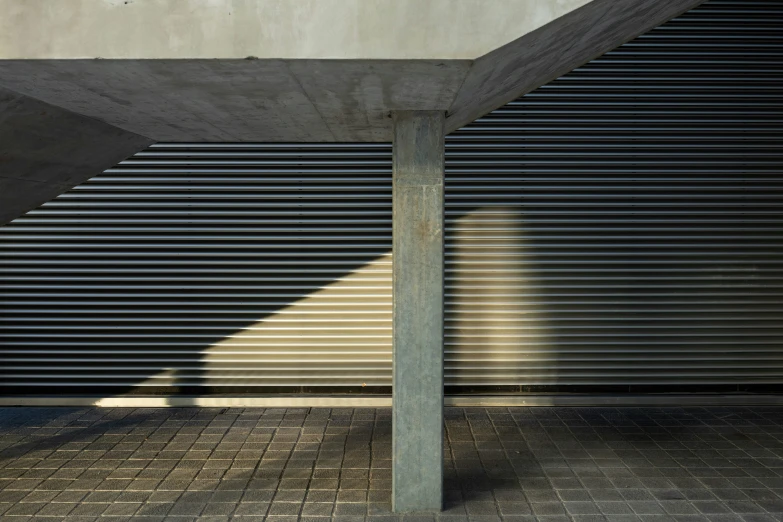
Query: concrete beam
445,0,706,132
0,88,153,225
392,111,445,513
0,60,471,142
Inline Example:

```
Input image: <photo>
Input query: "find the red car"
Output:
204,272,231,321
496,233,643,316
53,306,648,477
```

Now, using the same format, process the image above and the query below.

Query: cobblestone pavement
1,406,783,521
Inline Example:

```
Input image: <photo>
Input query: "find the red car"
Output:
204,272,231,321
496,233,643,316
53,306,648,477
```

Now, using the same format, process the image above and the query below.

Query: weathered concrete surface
445,0,707,132
0,0,706,142
0,60,471,142
0,0,590,60
392,111,445,513
286,60,470,141
0,88,153,225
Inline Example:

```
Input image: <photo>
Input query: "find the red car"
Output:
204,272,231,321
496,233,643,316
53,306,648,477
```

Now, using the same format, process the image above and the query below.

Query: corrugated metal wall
0,145,395,391
1,0,782,394
444,0,783,390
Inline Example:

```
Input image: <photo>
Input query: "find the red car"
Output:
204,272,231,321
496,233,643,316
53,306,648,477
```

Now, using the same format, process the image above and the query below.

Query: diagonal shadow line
0,148,527,396
0,185,540,396
0,182,396,396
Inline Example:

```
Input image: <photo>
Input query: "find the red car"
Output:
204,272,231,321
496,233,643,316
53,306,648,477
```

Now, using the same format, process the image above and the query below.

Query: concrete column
392,110,445,513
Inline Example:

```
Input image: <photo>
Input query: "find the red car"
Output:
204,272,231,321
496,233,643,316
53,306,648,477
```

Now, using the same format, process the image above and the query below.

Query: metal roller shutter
444,0,783,390
0,145,394,392
1,0,782,395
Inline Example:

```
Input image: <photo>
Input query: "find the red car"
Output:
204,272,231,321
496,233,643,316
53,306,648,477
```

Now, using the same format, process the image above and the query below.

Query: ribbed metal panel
0,144,394,390
445,0,783,388
1,0,782,393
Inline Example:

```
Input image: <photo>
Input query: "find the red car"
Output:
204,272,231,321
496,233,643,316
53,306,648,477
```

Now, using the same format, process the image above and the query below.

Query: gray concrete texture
0,87,154,225
392,111,446,513
0,60,471,143
443,0,707,132
0,0,591,60
2,406,783,521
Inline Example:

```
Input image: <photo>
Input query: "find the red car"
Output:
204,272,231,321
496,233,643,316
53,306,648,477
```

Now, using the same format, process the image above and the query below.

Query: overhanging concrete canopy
0,0,705,225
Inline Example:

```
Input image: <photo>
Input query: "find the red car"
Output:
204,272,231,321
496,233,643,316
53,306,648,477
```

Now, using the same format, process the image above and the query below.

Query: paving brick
102,501,142,515
334,501,368,516
35,501,77,516
1,406,783,521
301,502,335,516
3,502,45,515
267,501,303,516
135,502,173,516
69,502,111,516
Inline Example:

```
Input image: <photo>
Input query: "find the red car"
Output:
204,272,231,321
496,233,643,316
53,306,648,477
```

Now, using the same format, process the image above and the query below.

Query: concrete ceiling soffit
0,59,471,142
446,0,708,133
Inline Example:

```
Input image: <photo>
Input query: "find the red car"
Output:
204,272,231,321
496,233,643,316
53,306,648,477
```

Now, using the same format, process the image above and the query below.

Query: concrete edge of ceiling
445,0,708,133
0,59,474,143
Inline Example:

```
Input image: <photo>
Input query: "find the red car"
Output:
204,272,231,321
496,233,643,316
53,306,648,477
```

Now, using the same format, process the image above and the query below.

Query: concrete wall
0,0,590,59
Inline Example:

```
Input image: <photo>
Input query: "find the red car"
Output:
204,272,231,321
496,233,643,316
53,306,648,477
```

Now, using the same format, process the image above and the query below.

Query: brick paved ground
1,406,783,521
